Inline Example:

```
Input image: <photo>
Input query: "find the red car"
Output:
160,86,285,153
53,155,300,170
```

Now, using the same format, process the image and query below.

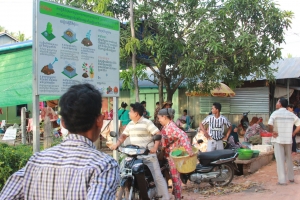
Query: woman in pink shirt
158,108,193,200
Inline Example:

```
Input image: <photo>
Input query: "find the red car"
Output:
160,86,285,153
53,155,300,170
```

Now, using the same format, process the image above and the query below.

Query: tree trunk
130,0,139,102
158,76,164,106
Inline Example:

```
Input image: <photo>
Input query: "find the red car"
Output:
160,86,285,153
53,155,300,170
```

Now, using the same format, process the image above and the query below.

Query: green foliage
181,0,293,90
118,0,292,99
52,0,114,16
120,64,147,90
0,143,32,190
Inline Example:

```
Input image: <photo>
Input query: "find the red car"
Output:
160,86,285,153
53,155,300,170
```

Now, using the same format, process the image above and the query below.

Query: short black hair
279,98,288,108
156,102,159,105
141,101,146,105
213,102,222,112
184,109,187,113
287,104,294,110
130,102,144,116
59,83,102,133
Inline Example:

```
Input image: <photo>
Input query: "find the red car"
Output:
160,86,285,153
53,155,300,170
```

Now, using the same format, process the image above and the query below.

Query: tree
181,0,294,91
119,0,293,102
46,22,53,35
0,26,5,32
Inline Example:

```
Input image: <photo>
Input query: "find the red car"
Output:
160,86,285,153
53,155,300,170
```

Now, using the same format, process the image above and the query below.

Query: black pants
292,135,297,153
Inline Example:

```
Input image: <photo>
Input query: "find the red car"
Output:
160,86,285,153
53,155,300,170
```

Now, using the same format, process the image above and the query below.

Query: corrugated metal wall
187,87,270,128
231,87,269,114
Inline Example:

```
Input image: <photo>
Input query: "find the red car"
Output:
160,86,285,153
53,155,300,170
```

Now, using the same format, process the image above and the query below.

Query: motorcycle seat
198,150,236,164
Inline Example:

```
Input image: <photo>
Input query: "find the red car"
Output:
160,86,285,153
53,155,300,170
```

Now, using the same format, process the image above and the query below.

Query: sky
0,0,299,57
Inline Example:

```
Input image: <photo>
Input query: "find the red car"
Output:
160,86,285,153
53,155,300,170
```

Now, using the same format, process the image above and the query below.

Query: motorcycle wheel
209,163,234,187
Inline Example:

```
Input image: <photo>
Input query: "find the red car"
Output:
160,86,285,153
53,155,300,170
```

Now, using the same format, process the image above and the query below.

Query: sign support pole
112,97,119,160
32,0,40,153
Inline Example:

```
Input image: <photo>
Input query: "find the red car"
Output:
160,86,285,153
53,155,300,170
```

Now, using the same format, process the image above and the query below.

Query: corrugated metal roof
271,58,300,79
0,32,19,43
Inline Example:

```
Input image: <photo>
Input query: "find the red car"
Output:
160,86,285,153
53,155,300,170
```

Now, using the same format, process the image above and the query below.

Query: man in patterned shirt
199,102,232,152
0,83,119,200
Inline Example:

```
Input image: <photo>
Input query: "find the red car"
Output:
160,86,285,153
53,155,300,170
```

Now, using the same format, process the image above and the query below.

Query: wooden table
234,151,274,175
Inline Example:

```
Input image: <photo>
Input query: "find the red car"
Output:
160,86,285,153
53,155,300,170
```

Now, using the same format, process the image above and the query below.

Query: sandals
277,182,287,186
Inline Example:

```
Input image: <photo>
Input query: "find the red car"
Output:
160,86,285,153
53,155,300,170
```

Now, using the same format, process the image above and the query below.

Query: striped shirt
202,115,231,140
268,108,300,144
0,134,119,200
123,116,159,148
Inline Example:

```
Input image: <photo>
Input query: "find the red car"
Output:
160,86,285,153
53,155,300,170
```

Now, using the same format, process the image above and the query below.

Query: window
16,104,27,117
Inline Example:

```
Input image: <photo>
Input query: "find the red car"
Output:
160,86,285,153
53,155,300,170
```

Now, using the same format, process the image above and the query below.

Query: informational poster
36,0,120,96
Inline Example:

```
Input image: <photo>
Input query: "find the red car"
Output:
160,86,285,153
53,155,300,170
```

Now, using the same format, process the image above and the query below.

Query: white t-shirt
268,108,300,144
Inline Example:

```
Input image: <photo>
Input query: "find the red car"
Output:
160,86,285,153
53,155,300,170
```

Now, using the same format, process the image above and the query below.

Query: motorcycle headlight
119,147,146,155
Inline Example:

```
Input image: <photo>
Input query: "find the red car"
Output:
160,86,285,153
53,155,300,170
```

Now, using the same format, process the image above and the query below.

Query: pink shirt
161,121,193,157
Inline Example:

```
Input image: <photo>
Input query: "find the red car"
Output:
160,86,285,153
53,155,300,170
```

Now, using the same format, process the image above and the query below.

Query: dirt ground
179,154,300,200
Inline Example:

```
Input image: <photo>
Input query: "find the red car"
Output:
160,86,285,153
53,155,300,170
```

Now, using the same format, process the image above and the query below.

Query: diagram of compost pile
62,64,77,79
62,28,77,43
81,30,93,46
41,57,58,75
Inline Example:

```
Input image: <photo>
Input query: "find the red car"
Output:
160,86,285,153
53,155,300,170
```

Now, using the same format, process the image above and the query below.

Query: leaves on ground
185,181,264,197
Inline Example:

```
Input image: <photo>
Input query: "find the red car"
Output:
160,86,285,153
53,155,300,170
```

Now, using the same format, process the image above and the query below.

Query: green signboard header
39,1,119,31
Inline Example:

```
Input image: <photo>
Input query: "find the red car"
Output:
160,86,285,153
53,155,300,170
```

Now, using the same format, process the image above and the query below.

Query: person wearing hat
162,101,173,109
158,108,194,200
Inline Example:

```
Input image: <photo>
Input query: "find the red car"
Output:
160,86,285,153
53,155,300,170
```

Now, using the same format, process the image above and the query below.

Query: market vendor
158,108,194,200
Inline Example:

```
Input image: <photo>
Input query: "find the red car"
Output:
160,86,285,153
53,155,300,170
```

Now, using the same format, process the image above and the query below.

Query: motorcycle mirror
243,111,250,116
110,131,117,137
153,134,162,141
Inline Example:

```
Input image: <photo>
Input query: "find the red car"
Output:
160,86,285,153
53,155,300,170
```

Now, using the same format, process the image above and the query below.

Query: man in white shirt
199,102,232,151
268,98,300,185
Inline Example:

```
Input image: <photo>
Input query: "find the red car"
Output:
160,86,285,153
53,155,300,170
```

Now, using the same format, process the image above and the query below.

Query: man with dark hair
268,98,300,185
110,102,169,200
199,102,232,151
141,100,151,119
0,83,120,200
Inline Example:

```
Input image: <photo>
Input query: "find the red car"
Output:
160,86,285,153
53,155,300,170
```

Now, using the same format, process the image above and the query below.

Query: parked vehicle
180,139,239,186
111,132,238,199
110,132,169,200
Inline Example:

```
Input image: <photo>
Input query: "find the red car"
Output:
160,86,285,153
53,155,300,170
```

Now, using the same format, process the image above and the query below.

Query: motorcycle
110,132,170,200
180,140,239,187
111,131,238,199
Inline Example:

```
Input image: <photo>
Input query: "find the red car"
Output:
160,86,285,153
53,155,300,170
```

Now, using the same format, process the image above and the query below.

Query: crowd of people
1,83,300,199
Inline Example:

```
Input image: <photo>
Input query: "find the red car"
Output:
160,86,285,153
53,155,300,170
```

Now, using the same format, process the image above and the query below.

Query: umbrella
211,83,235,97
185,83,235,97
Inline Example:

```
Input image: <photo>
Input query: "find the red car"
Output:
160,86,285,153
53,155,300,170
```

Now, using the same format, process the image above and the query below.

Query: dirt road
180,154,300,200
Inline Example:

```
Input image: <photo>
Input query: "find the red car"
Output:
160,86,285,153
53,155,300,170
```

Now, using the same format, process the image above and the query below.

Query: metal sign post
32,0,40,153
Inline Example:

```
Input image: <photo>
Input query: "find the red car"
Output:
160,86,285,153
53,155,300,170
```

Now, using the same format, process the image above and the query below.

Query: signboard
36,0,120,96
2,127,17,141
